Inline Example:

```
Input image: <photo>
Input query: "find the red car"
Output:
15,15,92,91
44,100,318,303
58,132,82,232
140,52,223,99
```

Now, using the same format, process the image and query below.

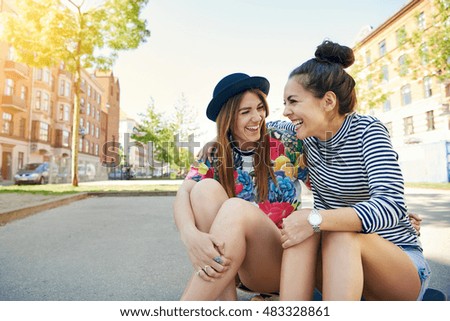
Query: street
0,188,449,300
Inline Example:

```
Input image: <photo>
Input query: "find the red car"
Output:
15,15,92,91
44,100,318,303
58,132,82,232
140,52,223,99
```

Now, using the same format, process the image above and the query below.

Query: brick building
0,2,120,182
351,0,450,182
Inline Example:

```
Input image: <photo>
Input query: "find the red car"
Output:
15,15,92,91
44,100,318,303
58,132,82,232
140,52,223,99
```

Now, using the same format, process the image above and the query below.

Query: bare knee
215,198,261,228
190,179,227,205
321,231,361,252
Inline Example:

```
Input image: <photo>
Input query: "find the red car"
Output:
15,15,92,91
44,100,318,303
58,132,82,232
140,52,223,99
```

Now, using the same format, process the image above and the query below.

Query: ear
322,91,337,112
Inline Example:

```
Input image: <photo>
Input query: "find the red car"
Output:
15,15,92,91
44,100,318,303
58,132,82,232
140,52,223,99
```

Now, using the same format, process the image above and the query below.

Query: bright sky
112,0,409,144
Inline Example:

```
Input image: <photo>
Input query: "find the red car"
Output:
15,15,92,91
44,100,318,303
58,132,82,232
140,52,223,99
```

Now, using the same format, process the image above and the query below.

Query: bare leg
279,233,320,300
184,179,237,300
321,232,420,300
182,198,283,300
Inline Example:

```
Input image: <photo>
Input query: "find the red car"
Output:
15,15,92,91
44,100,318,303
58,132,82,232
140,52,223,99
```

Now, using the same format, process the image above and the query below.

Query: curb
0,191,177,226
0,193,90,226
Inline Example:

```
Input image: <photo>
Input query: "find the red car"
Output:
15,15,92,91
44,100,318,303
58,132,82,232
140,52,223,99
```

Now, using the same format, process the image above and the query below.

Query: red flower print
269,137,285,160
258,201,294,228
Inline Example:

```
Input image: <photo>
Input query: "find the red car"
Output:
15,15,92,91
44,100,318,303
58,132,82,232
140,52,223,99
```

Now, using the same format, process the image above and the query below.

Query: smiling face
231,91,266,150
283,76,330,141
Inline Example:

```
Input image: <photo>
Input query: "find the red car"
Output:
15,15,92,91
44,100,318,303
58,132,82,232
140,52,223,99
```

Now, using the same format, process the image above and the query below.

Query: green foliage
350,0,450,113
0,0,150,186
404,0,450,81
132,99,177,166
0,0,150,71
132,96,199,173
349,50,393,114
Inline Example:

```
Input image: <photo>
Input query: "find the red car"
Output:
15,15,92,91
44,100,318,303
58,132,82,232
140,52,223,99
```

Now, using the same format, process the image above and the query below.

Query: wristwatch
307,209,322,233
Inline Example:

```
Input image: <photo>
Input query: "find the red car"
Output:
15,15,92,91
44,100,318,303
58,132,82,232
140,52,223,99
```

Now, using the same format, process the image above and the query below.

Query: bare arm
173,179,230,279
281,207,362,248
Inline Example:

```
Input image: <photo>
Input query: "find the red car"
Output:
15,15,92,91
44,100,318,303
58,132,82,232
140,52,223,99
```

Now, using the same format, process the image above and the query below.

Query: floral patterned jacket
186,121,309,228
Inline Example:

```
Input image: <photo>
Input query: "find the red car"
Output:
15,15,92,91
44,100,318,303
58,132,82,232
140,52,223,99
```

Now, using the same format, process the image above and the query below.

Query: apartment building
352,0,450,182
93,70,121,169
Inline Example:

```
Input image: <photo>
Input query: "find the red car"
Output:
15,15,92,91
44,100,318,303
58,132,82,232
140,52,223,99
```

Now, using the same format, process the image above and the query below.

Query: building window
95,127,99,138
39,122,49,142
79,138,83,152
43,68,51,84
64,105,70,121
7,46,15,60
424,77,432,98
59,79,65,96
18,152,24,170
381,65,389,82
385,122,393,137
365,51,371,65
35,90,41,109
426,110,435,131
65,82,71,97
420,43,429,65
379,40,387,57
85,140,90,153
35,68,43,81
87,85,91,97
366,75,373,89
403,116,414,135
86,121,90,134
383,98,391,112
42,92,49,111
4,78,14,96
87,103,91,115
59,104,70,121
20,86,27,100
95,144,99,156
19,118,26,138
2,112,13,135
418,12,426,30
396,26,407,46
62,130,70,147
398,55,409,76
401,85,412,105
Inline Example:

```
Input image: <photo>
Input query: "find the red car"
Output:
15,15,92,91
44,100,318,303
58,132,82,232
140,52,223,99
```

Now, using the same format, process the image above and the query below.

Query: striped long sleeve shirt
269,114,420,249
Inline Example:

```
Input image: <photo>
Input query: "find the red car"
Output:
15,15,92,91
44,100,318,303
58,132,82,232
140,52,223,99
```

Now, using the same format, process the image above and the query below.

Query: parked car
78,163,96,181
14,162,57,185
108,168,135,180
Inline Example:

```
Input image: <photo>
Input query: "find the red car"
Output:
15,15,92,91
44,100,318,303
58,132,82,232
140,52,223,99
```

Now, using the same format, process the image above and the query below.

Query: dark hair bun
315,40,355,68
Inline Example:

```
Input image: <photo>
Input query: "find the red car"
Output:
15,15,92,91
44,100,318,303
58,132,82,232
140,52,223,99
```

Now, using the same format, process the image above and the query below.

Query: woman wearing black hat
173,73,314,300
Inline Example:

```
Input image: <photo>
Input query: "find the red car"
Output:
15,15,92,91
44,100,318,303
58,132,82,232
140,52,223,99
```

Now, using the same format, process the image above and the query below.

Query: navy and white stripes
270,115,420,249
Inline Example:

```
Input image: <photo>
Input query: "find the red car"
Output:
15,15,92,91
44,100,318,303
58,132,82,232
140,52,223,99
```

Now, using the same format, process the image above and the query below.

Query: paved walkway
1,182,449,300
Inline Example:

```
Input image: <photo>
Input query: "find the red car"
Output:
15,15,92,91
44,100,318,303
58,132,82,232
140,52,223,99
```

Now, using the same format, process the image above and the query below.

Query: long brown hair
214,89,275,201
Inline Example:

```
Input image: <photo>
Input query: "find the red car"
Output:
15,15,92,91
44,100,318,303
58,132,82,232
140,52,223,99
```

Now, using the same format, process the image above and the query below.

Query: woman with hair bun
279,40,431,300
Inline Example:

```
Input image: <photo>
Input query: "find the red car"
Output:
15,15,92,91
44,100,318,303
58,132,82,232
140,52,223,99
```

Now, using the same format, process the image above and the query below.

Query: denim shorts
400,246,431,300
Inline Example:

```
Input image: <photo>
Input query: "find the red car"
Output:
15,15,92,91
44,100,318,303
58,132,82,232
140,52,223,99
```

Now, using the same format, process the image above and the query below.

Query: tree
349,50,393,114
172,93,202,173
132,99,176,176
402,0,450,82
0,0,150,186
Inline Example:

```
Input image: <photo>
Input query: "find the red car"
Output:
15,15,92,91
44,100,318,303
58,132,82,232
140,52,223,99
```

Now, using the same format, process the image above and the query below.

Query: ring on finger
196,269,202,276
213,256,223,265
202,265,211,276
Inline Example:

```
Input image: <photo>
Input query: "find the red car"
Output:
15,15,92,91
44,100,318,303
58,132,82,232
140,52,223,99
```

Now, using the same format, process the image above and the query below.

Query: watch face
309,210,322,225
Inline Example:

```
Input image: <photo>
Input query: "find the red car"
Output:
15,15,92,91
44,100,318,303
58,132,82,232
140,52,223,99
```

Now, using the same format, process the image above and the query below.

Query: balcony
3,60,30,79
1,95,27,113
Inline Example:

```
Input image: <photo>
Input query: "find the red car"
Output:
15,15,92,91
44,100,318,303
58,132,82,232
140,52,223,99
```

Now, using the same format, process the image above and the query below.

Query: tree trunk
71,61,81,187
